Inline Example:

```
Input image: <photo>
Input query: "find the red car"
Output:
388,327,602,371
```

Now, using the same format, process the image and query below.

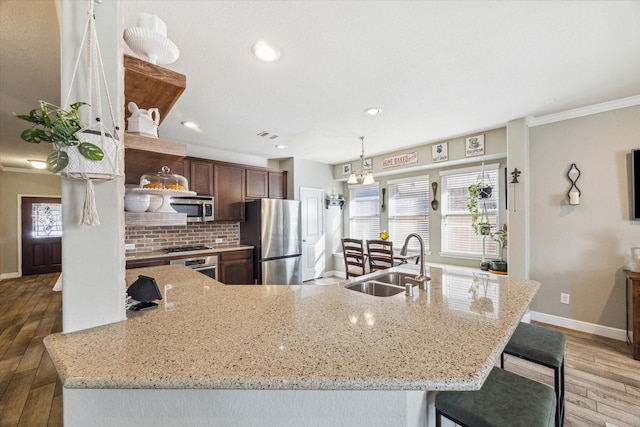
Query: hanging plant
468,183,492,235
15,101,105,173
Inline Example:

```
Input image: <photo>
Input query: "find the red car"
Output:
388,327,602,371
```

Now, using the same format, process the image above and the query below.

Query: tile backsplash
125,222,240,254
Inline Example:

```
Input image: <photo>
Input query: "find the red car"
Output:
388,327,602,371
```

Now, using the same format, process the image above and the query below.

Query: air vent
257,131,279,140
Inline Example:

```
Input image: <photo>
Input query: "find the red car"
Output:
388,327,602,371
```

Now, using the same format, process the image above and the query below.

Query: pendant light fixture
347,136,374,185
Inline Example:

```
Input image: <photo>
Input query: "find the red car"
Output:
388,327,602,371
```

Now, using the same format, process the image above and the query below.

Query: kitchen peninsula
44,264,540,427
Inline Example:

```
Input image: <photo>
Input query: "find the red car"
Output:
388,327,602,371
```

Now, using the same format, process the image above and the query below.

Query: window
387,176,429,251
349,183,380,241
32,203,63,238
440,164,499,258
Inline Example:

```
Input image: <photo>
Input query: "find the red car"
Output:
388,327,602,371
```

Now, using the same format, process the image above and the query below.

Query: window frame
387,175,430,252
348,182,380,242
439,163,500,259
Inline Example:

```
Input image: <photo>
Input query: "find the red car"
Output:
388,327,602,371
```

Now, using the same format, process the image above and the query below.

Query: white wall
528,105,640,330
60,0,126,332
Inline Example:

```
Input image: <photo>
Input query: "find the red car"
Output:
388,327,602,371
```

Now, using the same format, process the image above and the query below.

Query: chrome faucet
400,233,428,295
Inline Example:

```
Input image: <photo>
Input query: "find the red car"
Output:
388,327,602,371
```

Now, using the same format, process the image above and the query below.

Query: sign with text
382,151,418,169
432,142,449,162
465,134,485,157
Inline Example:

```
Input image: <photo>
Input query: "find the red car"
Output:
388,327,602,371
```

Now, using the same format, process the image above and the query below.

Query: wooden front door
21,197,62,276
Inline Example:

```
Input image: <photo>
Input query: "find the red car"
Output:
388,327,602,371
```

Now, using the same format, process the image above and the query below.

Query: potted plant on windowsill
15,100,107,174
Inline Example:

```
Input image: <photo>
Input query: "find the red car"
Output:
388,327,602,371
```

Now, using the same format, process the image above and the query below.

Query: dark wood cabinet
189,159,214,196
268,171,286,199
168,158,189,182
214,163,245,221
246,168,269,199
218,249,254,284
245,168,287,199
125,258,170,269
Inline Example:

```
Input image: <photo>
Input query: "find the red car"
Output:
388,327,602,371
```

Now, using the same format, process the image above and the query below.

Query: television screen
633,149,640,220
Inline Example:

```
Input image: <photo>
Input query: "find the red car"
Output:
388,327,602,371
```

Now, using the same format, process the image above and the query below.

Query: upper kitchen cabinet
123,55,187,185
245,168,268,199
214,163,245,221
268,171,287,199
245,168,287,199
189,159,214,196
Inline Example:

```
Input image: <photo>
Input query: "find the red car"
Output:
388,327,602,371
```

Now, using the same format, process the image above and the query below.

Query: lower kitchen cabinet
126,258,170,269
218,249,254,284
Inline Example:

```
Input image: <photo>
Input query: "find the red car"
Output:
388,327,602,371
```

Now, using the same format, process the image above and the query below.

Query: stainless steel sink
345,281,406,297
366,272,420,286
345,271,424,297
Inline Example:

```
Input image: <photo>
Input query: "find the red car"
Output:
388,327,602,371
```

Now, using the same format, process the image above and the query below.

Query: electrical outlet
215,238,223,243
560,293,570,304
124,243,135,250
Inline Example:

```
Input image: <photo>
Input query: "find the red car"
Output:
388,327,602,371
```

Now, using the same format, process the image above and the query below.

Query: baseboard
322,270,342,279
529,311,628,342
0,272,21,281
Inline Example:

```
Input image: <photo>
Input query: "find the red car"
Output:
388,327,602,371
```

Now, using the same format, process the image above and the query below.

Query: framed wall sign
465,134,485,157
342,163,352,176
432,142,448,162
363,158,372,171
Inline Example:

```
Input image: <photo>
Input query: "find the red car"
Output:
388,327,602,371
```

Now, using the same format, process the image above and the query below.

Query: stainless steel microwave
169,196,214,222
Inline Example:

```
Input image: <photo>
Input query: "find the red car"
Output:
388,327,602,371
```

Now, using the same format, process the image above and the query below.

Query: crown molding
527,95,640,127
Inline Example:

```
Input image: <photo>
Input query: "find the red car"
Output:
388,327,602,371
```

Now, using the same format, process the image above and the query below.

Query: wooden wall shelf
124,54,186,125
125,212,187,227
124,133,187,184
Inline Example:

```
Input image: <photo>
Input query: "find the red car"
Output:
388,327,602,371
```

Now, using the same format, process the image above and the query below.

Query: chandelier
347,136,374,185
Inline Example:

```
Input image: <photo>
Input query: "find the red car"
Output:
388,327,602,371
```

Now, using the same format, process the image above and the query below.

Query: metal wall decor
567,163,581,205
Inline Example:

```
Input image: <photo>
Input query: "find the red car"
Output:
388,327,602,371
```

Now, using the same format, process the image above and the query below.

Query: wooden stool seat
435,367,556,427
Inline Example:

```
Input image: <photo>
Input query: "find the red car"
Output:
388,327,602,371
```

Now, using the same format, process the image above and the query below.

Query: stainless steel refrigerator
240,199,302,285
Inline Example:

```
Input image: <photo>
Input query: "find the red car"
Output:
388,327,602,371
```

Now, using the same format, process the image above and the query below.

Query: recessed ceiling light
275,144,288,149
28,160,47,169
364,107,382,116
252,40,280,62
181,121,200,129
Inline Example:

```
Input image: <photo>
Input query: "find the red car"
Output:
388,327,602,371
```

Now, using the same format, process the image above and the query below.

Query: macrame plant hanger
63,0,122,225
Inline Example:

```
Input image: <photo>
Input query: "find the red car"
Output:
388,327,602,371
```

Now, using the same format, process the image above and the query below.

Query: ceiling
1,1,639,171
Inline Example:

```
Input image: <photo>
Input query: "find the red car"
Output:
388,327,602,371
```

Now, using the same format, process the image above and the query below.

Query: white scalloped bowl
123,27,179,65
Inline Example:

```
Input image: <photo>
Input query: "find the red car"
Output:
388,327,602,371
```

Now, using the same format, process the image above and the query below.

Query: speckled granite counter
44,264,539,392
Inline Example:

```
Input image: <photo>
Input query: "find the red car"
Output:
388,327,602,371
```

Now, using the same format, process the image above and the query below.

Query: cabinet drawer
219,249,253,261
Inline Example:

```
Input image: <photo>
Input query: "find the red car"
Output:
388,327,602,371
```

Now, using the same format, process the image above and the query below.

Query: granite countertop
44,264,539,392
125,244,254,261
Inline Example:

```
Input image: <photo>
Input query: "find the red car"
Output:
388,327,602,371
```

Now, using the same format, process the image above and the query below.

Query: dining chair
367,239,394,272
342,238,368,279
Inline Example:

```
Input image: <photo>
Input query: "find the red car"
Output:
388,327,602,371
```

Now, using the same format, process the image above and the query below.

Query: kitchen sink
345,281,406,297
345,271,425,297
366,272,421,286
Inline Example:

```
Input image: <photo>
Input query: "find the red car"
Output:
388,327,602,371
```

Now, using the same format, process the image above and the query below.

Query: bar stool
435,367,556,427
501,322,566,427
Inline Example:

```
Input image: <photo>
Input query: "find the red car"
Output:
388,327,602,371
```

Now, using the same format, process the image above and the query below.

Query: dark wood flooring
1,273,638,426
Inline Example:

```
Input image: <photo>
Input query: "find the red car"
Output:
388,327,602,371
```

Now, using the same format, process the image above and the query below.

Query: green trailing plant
15,100,104,173
467,183,492,235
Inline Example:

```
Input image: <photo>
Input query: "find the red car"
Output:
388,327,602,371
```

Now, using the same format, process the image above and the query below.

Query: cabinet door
218,249,254,284
214,164,245,221
246,169,268,199
169,159,190,183
268,171,286,199
189,159,214,196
